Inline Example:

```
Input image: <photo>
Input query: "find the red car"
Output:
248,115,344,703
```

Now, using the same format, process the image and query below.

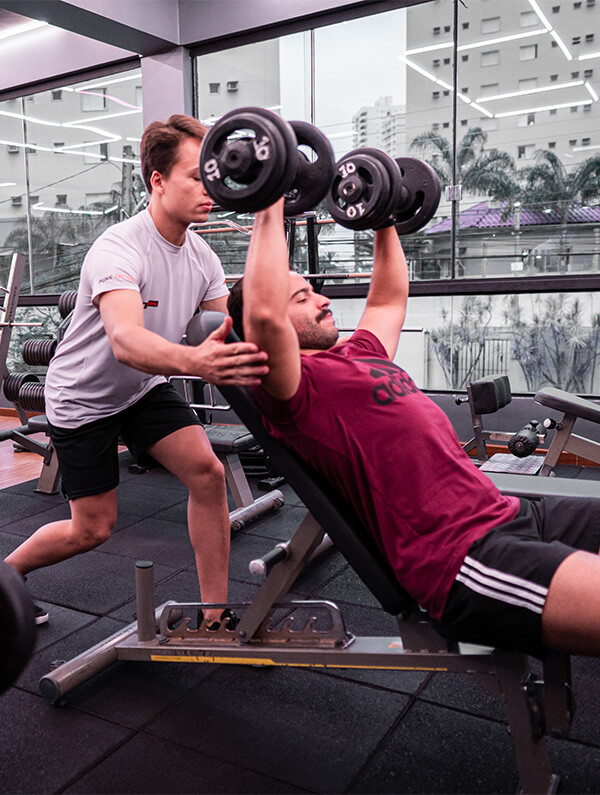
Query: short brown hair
226,277,245,340
140,114,208,193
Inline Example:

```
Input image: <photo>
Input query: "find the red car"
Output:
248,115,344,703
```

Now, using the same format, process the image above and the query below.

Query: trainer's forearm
366,227,409,309
110,323,199,376
243,201,290,342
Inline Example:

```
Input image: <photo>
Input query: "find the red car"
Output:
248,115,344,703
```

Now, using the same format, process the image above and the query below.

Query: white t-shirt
45,209,228,428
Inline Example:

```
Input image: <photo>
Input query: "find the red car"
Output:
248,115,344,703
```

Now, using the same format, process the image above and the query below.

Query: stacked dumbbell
3,290,77,414
326,149,441,233
199,107,335,216
199,107,441,232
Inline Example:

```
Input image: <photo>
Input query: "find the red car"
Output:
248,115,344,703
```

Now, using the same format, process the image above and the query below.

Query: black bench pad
203,424,256,453
535,387,600,425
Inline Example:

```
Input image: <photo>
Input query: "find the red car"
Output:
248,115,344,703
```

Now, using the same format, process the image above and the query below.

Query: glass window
481,17,501,33
520,44,538,60
520,11,538,26
0,66,144,294
413,292,600,391
481,50,500,67
80,87,107,112
328,290,600,393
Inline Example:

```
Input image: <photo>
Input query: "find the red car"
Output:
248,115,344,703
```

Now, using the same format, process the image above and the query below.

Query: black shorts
438,496,600,657
48,382,202,501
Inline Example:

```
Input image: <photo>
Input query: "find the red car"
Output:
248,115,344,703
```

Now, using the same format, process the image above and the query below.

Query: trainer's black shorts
438,496,600,658
48,382,203,501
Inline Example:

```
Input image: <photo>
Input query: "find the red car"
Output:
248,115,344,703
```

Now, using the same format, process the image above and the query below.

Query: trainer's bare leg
5,490,117,575
148,425,230,624
542,549,600,656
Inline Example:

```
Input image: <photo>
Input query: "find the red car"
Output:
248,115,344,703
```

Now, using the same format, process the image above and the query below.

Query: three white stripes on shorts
456,556,548,615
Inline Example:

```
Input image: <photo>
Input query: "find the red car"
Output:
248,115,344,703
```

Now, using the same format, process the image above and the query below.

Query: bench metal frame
40,499,571,795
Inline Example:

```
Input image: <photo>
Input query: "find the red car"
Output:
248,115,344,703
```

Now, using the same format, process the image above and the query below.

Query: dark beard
297,319,339,350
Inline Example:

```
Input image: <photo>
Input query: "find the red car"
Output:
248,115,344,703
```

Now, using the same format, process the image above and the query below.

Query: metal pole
20,98,34,293
310,29,316,126
449,0,460,388
450,0,459,281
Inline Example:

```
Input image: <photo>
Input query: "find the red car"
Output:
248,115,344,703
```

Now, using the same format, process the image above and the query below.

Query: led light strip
475,80,584,103
31,202,119,216
64,109,142,126
495,99,593,118
399,54,597,119
0,20,47,41
69,73,142,91
406,28,547,56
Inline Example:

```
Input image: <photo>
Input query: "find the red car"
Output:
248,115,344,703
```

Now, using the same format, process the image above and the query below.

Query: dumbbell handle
249,543,289,577
0,322,43,328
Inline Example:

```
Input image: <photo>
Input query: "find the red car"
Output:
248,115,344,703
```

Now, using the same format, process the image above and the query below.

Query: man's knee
70,498,117,551
189,451,226,493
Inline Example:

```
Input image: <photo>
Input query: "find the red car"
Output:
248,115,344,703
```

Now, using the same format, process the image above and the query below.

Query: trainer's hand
190,315,269,385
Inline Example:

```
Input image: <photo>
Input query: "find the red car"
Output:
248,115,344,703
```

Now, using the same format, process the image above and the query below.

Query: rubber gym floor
2,452,600,795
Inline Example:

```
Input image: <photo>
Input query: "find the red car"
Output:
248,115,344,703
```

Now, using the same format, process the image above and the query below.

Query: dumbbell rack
0,253,60,494
0,253,27,397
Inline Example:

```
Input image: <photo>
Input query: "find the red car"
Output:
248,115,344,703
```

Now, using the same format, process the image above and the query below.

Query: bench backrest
186,311,413,616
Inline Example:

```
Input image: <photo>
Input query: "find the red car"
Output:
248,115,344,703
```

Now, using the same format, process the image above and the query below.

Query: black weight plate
326,150,392,231
18,382,46,413
58,290,77,319
3,372,40,403
394,157,441,235
199,107,297,212
357,148,403,229
0,560,35,693
284,121,335,217
22,338,57,367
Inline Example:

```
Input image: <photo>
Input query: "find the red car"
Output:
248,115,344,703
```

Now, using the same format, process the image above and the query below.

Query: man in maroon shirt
229,197,600,658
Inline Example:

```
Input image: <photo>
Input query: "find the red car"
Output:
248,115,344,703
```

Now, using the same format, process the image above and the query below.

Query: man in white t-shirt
4,115,268,627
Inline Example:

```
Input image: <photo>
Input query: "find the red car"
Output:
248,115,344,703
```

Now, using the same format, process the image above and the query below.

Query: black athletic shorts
48,382,202,501
438,495,600,658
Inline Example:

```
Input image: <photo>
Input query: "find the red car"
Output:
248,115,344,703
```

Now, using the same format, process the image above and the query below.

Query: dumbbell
326,148,441,234
3,373,40,404
0,560,35,694
17,382,46,413
508,420,546,458
22,338,56,367
199,107,335,216
58,290,77,320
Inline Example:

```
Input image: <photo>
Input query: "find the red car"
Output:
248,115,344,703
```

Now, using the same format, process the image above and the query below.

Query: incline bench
40,312,600,794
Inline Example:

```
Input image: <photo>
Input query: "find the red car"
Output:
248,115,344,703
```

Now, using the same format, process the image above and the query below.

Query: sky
279,8,407,155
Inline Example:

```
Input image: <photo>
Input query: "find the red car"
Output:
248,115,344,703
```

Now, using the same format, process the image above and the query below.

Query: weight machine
459,374,600,476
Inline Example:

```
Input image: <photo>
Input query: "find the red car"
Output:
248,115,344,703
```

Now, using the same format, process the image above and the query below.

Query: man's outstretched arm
242,199,302,401
356,226,409,359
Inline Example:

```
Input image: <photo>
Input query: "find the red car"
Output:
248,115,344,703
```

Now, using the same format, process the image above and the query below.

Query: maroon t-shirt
254,329,520,620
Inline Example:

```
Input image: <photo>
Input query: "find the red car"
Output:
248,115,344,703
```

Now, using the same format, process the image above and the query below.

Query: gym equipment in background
0,289,78,495
459,375,600,477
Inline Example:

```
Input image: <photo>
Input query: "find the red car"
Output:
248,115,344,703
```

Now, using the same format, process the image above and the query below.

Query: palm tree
519,149,600,224
518,150,600,271
410,127,519,202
